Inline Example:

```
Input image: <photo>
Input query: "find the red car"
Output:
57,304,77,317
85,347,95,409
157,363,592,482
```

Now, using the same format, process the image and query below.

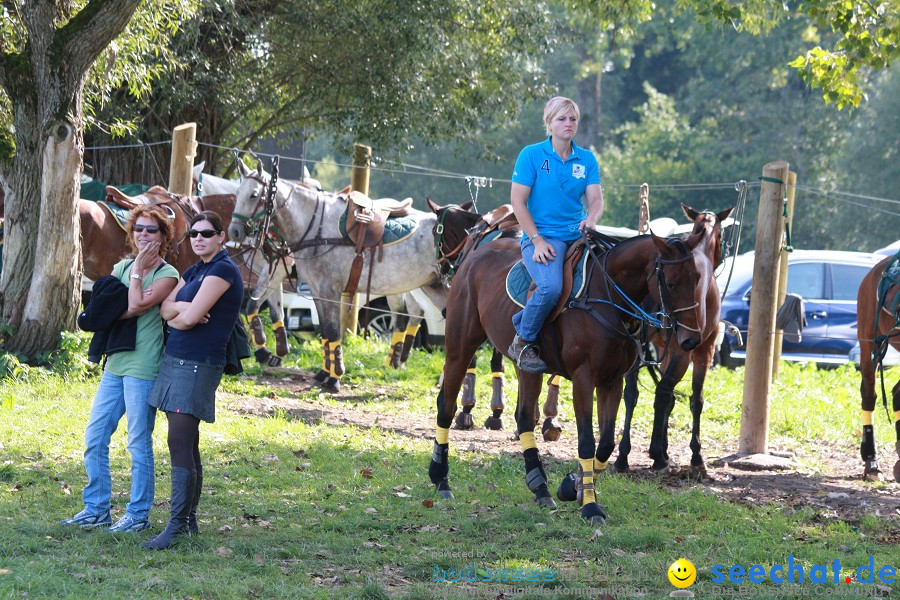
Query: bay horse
856,254,900,482
426,198,565,437
227,161,444,393
598,204,734,478
429,229,709,524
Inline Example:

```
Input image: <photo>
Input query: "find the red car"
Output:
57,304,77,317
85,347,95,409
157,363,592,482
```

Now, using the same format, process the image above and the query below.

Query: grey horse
228,161,444,392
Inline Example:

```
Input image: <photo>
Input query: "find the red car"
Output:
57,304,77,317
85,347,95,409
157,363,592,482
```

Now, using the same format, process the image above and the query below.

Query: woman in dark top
143,210,243,550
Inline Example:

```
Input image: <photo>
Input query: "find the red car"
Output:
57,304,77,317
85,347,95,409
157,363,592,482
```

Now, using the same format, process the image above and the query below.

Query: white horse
228,161,444,392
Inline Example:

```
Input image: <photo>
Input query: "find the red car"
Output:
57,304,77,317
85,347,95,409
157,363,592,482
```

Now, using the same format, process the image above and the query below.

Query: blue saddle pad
338,210,419,246
505,249,591,308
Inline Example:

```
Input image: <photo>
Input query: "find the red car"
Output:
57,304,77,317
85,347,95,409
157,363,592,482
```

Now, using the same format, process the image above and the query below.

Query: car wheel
718,336,741,369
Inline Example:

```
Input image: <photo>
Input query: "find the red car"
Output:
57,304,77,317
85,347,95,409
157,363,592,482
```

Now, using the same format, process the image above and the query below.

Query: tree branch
55,0,142,81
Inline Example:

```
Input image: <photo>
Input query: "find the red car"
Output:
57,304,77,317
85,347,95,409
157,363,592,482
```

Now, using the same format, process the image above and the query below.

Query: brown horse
856,254,900,482
426,198,565,438
428,229,709,524
79,190,235,280
598,204,734,478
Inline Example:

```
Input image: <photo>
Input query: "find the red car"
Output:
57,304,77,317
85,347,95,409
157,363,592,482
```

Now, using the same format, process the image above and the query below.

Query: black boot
142,467,196,550
188,464,203,535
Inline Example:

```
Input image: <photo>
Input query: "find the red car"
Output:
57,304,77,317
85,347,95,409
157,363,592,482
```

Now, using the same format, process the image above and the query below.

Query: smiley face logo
668,558,697,588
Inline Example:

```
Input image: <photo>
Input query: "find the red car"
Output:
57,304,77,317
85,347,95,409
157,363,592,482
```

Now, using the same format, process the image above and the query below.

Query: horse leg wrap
523,447,550,494
490,373,505,412
386,331,405,368
319,338,331,382
861,424,876,461
594,458,608,479
429,441,450,484
249,314,266,346
273,322,289,357
329,340,345,377
578,458,597,506
461,370,476,409
400,324,420,363
254,347,273,365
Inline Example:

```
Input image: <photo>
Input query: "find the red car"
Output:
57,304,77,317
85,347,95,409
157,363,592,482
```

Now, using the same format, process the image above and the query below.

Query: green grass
0,334,898,598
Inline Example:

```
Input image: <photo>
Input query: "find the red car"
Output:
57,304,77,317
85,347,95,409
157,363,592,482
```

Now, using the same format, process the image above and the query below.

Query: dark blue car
717,250,884,367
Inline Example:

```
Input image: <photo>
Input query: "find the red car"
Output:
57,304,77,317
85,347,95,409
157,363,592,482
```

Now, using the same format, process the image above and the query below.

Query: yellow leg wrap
895,410,900,423
254,342,266,349
862,410,874,427
579,458,596,504
491,372,503,379
550,375,562,386
321,338,329,371
467,368,476,375
272,321,284,330
436,426,450,445
390,331,405,345
405,324,421,337
328,340,341,377
248,313,259,321
594,458,608,472
519,431,537,451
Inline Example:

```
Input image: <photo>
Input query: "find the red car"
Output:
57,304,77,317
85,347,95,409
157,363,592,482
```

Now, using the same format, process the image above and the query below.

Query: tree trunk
0,0,142,359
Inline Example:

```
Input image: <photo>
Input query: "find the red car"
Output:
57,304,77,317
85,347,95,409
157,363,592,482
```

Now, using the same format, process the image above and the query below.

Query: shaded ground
226,368,900,536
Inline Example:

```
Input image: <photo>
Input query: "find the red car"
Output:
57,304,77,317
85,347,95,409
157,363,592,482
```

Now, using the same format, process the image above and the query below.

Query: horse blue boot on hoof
521,434,555,508
429,427,454,499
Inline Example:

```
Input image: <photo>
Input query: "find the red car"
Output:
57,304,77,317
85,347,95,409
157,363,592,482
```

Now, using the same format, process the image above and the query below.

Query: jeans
512,237,573,341
82,371,156,520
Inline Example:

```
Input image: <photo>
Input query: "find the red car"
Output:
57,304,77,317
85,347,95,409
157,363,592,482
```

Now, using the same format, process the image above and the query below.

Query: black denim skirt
148,355,225,423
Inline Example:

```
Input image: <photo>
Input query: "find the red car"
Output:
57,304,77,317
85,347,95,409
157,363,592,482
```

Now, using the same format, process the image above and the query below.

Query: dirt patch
226,368,900,528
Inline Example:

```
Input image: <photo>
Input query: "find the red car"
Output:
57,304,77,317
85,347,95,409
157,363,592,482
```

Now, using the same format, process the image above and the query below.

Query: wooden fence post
340,144,372,335
738,160,789,455
169,123,197,196
771,170,797,377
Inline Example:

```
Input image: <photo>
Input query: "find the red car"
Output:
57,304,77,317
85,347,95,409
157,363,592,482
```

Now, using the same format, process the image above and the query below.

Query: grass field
0,333,898,599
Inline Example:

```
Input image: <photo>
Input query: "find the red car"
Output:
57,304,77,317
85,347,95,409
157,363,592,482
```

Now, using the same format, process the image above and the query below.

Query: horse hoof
438,489,454,500
254,347,273,365
541,418,562,442
313,370,328,383
556,472,578,502
863,470,884,483
455,412,474,430
580,503,607,525
611,458,630,474
267,355,283,368
484,416,504,430
651,461,670,474
318,377,340,393
536,495,556,509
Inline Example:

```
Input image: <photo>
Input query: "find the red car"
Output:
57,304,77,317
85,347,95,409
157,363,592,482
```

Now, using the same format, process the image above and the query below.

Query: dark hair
125,205,176,257
190,210,225,233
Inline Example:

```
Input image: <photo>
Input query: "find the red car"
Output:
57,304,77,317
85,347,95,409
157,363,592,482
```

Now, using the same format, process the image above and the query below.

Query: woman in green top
61,205,179,533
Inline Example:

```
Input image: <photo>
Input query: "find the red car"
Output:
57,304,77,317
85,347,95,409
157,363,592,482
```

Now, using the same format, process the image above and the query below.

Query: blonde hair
543,96,580,136
125,204,175,258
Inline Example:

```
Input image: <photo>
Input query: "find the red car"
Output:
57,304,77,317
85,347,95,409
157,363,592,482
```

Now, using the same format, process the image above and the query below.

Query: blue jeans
82,372,156,520
512,237,573,341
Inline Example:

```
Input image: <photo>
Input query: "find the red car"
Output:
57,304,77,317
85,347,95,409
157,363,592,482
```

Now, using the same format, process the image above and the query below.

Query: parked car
284,282,445,347
717,249,884,367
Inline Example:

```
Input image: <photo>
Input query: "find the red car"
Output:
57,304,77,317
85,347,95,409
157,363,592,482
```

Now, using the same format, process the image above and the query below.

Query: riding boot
507,334,547,373
142,467,196,550
188,464,203,535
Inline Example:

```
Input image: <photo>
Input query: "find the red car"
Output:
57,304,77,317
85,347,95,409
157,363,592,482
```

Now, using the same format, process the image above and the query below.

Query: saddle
339,190,414,297
342,190,414,247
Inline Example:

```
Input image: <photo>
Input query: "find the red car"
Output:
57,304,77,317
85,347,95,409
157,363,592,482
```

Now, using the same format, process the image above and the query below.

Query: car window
831,263,871,301
787,262,825,299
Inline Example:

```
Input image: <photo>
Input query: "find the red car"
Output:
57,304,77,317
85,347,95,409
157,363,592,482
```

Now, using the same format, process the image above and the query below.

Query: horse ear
716,206,735,223
255,158,263,177
192,161,205,178
681,203,699,222
425,197,440,214
650,231,669,255
237,159,251,179
461,201,475,212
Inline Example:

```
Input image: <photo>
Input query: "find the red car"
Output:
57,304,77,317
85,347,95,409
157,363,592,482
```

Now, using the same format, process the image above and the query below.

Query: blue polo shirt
511,137,601,242
165,250,244,364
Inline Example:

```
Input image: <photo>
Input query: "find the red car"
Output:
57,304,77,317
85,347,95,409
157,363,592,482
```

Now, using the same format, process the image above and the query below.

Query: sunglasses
133,224,160,233
188,229,220,239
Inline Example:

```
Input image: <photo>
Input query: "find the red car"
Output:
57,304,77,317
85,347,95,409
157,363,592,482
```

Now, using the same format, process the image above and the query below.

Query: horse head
426,199,476,278
228,161,269,244
650,230,712,352
681,203,735,268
